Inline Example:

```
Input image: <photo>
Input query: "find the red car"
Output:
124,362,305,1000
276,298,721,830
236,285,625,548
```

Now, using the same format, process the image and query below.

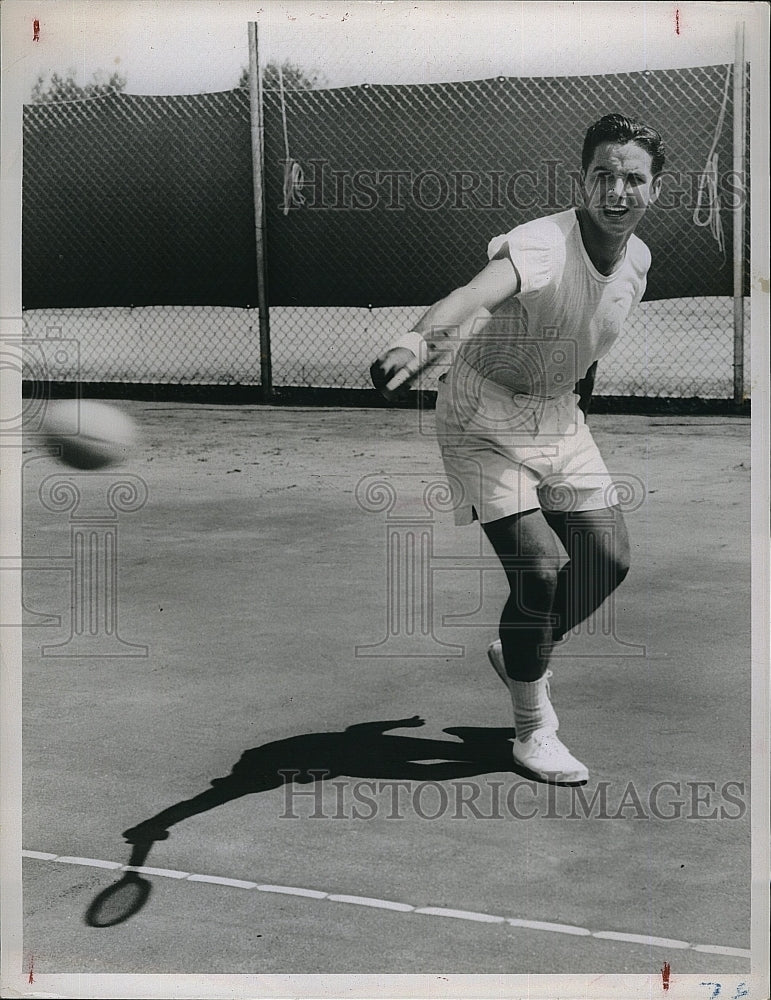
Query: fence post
732,20,746,406
248,21,273,401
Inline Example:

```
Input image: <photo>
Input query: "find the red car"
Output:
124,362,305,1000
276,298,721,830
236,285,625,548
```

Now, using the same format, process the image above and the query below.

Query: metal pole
248,21,273,400
732,20,746,405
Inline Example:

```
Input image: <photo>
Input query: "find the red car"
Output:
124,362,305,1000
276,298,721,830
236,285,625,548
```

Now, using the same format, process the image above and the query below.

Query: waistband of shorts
450,355,577,403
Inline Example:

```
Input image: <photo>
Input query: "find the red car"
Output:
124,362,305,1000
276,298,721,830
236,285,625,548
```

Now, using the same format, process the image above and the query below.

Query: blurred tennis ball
42,399,139,470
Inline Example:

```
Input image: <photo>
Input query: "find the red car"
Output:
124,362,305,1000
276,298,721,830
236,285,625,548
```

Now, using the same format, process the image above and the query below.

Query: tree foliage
238,59,326,91
30,69,127,104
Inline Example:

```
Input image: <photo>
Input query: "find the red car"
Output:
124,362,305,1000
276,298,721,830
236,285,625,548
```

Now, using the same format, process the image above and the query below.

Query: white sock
508,675,559,741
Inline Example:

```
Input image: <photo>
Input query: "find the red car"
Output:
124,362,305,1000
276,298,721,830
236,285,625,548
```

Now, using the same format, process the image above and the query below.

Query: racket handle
382,355,424,401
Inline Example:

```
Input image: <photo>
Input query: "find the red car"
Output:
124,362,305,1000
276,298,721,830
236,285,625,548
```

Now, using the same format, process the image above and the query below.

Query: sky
0,0,758,100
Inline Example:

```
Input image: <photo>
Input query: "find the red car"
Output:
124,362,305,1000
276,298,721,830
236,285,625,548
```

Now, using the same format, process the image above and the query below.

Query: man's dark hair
582,114,666,176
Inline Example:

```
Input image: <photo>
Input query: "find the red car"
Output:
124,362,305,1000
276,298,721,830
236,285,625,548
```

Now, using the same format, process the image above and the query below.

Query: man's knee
513,559,561,605
599,512,631,588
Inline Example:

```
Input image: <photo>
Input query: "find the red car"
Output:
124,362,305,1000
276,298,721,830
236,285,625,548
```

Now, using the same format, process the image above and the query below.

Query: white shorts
436,356,619,526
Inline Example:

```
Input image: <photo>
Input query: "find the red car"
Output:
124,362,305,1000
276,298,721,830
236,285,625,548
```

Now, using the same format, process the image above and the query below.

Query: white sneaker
511,727,588,784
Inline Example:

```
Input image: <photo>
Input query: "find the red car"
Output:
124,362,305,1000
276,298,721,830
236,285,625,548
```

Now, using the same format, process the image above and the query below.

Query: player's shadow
85,716,518,926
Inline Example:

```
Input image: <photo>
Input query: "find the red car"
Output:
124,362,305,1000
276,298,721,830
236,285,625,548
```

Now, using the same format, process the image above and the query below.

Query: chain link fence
22,64,750,400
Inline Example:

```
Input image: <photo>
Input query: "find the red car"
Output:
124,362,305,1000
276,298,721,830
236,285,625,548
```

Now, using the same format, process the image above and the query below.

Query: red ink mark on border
33,19,40,41
27,954,34,984
661,961,671,991
675,10,680,35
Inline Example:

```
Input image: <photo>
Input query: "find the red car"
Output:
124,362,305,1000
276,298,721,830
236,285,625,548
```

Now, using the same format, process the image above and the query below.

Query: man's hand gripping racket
370,343,437,401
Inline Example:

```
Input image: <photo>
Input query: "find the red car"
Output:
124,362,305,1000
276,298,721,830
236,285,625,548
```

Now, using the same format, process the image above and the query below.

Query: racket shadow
84,841,154,927
86,717,518,925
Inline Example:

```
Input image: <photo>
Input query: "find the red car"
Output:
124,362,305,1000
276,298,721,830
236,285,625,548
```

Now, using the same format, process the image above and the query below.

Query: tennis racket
382,353,426,400
373,346,439,401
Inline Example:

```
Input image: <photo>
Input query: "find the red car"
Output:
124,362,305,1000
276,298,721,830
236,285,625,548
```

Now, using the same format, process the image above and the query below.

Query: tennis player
371,114,664,783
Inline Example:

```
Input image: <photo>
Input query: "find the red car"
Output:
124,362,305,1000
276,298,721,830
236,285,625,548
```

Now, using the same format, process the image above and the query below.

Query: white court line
693,943,753,957
415,906,505,923
123,864,190,879
187,874,258,889
22,850,752,960
593,930,691,949
258,883,328,899
328,894,415,911
509,918,591,936
56,856,123,870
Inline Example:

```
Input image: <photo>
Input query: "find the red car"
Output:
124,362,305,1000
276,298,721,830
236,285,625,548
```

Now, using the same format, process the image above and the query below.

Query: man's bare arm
371,257,521,395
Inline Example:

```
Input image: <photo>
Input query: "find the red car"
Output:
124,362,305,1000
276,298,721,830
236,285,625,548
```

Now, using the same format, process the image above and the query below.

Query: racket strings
278,62,305,216
692,64,732,263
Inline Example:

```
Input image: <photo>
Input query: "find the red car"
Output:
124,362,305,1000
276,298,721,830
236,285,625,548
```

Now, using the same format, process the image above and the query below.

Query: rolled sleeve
487,220,563,296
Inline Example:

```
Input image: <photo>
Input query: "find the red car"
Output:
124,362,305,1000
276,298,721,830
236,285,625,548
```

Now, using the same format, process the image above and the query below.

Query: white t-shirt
457,208,651,397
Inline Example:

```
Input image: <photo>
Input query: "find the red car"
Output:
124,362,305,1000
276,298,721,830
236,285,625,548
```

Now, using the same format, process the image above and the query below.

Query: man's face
580,141,661,240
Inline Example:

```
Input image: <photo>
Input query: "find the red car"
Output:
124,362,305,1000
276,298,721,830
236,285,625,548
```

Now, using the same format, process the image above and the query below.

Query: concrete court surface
18,402,752,979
